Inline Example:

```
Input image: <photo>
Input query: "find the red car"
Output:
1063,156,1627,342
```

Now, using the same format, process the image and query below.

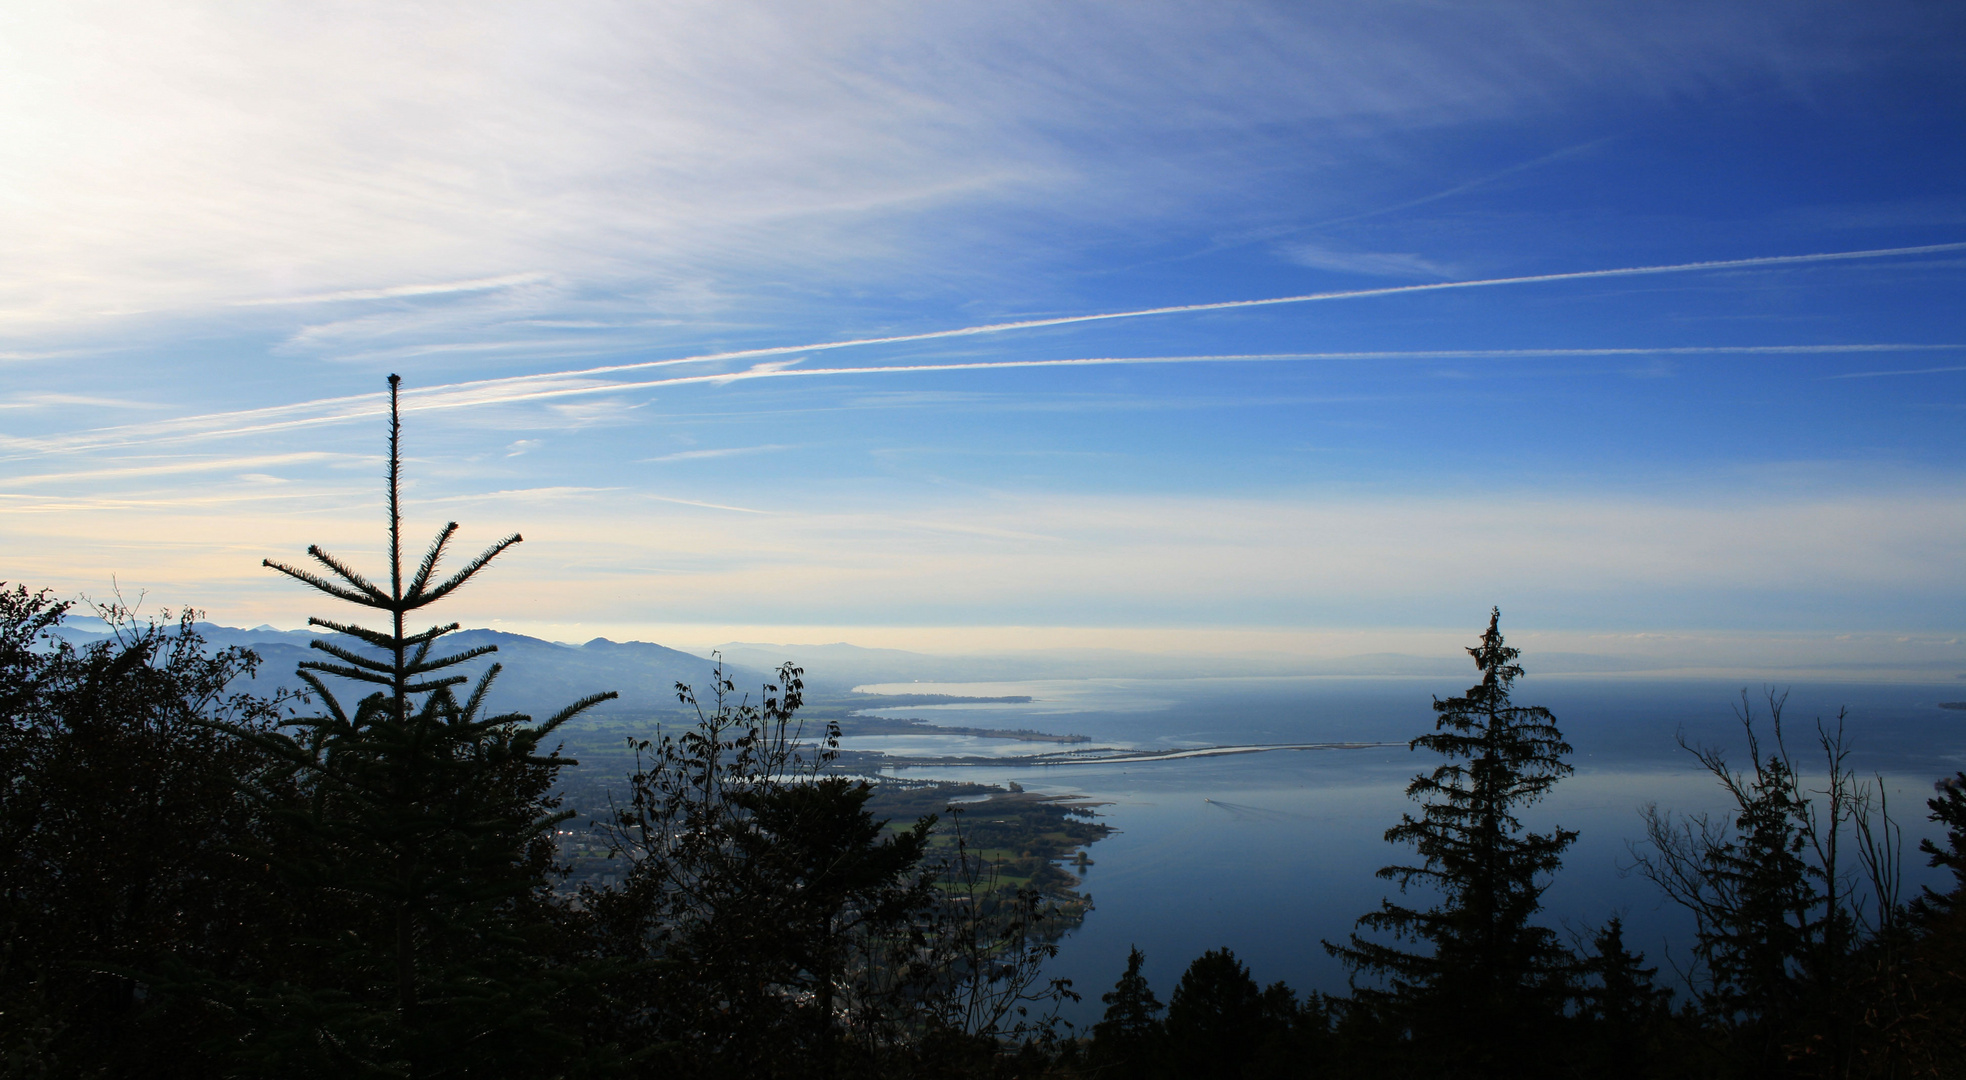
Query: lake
867,674,1966,1026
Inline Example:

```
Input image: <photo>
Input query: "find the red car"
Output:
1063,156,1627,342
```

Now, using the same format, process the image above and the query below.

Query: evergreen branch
305,617,398,650
405,521,460,602
306,638,396,674
415,533,522,607
304,544,390,601
305,617,460,651
459,663,502,721
407,634,434,674
298,659,395,686
534,690,620,738
296,670,351,728
262,559,377,607
404,643,499,676
405,622,462,646
403,675,470,694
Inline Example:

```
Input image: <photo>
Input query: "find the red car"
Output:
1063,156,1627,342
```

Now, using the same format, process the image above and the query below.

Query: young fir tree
1162,948,1266,1080
1890,773,1966,1071
1572,917,1673,1080
1632,694,1888,1077
1325,608,1576,1079
1088,946,1164,1079
247,375,615,1075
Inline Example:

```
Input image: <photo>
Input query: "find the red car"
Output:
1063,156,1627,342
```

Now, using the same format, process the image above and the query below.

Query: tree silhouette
1326,608,1576,1078
1089,945,1164,1079
0,587,290,1077
1573,917,1673,1079
586,656,953,1077
246,375,616,1074
1635,696,1913,1077
1884,773,1966,1072
1163,947,1266,1080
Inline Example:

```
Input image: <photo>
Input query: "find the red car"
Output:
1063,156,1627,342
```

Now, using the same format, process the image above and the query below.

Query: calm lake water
870,675,1966,1026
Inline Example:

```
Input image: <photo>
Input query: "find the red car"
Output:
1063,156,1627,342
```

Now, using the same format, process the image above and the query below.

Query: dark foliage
1569,917,1676,1080
1914,773,1966,922
1325,608,1576,1078
0,586,290,1077
1088,946,1162,1079
583,655,1081,1078
581,657,930,1076
1161,948,1265,1080
1861,773,1966,1076
218,374,618,1075
1631,693,1902,1078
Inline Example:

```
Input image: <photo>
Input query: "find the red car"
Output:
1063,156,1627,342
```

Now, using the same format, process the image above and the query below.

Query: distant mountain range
46,617,1691,724
711,641,1667,684
51,617,754,722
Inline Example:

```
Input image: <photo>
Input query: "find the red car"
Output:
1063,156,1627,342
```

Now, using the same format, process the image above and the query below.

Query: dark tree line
5,379,1964,1077
1,379,1074,1078
1076,615,1966,1080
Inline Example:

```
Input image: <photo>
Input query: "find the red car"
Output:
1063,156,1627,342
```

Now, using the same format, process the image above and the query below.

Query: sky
2,1,1963,670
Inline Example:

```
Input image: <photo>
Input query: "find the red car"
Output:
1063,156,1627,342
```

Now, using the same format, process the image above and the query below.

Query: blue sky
2,1,1962,670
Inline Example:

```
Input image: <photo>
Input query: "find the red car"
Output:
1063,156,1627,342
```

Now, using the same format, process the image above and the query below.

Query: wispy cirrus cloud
232,273,552,307
2,2,1947,335
1307,137,1618,230
6,342,1963,460
642,445,794,464
1828,365,1966,379
1276,243,1454,278
1,452,355,487
0,393,167,411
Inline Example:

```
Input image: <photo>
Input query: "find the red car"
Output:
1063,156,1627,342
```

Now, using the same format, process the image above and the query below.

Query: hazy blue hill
50,618,765,723
411,629,757,719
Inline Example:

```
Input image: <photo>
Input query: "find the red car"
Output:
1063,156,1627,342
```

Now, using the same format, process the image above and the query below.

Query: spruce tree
1325,608,1576,1079
1573,917,1673,1079
1162,948,1265,1080
1890,774,1966,1072
1088,946,1164,1079
1634,696,1902,1077
246,375,615,1074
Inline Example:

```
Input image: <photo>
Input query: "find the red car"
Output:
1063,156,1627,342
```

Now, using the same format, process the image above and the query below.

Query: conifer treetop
261,374,524,704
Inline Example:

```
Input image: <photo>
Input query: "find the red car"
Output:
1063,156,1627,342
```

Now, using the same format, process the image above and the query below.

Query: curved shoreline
865,740,1403,770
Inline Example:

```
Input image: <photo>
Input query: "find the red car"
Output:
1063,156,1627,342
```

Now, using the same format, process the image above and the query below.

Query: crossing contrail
4,240,1961,458
5,342,1962,459
365,239,1966,391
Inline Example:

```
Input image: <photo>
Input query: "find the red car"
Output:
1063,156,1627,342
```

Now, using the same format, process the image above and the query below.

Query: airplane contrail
372,239,1966,394
5,342,1962,459
4,239,1961,458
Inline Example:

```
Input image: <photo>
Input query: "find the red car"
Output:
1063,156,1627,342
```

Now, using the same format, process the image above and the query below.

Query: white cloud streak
2,2,1946,331
642,445,793,463
4,335,1960,459
392,240,1966,388
231,273,553,307
2,452,353,487
1307,137,1618,229
1829,365,1966,379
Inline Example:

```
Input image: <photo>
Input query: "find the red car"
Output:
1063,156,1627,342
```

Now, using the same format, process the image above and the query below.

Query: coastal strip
858,740,1403,770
